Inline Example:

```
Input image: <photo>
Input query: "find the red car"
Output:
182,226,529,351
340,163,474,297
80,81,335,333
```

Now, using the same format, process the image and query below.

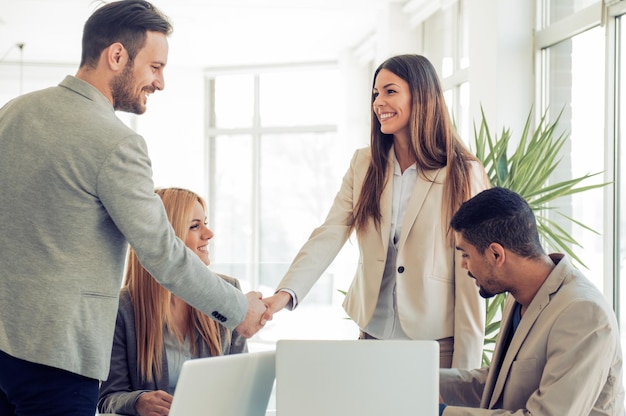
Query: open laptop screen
169,350,275,416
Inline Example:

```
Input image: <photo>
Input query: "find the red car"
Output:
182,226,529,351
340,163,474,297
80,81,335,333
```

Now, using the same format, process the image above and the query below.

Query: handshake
234,291,292,338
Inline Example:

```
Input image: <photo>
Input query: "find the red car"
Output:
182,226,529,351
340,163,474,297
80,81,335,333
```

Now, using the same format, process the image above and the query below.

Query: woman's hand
135,390,173,416
263,291,292,316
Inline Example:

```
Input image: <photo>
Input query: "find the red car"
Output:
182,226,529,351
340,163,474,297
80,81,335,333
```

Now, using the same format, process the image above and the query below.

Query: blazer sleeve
451,162,490,369
98,291,151,415
442,300,622,415
217,274,248,354
275,149,360,303
515,300,620,415
440,367,489,408
97,136,248,330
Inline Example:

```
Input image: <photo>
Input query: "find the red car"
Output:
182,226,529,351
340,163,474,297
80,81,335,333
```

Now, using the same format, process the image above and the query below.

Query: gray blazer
0,76,247,380
98,275,247,415
440,254,625,415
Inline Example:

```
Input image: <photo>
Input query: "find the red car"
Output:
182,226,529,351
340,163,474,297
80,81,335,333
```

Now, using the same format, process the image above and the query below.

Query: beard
478,286,497,299
110,62,152,114
468,271,498,299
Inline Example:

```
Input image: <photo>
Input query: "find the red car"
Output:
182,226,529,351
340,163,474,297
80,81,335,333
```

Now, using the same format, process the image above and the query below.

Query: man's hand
135,390,173,416
235,291,270,338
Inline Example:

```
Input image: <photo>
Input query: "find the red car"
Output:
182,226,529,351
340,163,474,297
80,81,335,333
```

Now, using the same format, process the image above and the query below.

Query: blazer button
397,266,405,273
212,311,227,323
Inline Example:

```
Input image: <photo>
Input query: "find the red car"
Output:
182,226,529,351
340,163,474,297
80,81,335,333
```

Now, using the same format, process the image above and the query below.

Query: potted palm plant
472,106,608,365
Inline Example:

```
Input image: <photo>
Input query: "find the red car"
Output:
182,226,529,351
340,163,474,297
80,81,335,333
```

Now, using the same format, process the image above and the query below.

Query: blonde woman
98,188,247,416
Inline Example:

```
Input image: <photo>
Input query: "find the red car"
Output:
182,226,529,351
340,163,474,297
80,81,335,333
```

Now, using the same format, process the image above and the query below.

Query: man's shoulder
548,255,614,311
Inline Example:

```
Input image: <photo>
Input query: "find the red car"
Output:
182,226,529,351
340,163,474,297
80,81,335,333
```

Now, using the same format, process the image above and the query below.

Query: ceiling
0,0,398,69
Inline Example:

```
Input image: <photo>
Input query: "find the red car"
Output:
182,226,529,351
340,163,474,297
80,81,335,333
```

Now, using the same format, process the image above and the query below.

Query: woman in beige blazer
265,54,490,369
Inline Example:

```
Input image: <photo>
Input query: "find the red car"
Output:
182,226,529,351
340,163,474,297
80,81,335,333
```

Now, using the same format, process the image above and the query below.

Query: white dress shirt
363,154,416,339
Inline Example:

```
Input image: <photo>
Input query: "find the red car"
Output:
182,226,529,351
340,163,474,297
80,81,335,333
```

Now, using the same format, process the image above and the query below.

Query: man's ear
104,42,127,71
488,242,506,264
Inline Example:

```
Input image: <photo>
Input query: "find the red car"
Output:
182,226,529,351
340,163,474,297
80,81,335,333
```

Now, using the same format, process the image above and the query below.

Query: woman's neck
169,295,191,339
393,137,415,173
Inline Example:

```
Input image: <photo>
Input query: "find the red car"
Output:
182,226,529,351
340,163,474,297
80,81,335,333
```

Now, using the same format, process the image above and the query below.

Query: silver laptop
169,350,276,416
275,339,439,416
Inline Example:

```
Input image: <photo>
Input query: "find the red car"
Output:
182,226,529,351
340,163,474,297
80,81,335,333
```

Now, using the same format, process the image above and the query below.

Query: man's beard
478,286,496,299
468,271,497,299
110,62,150,114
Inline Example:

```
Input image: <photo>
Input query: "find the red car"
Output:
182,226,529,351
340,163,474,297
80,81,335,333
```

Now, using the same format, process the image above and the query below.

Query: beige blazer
440,254,625,415
278,146,489,369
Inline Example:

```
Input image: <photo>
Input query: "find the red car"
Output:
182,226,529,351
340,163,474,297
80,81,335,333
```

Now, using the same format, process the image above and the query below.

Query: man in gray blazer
0,1,268,415
439,187,624,415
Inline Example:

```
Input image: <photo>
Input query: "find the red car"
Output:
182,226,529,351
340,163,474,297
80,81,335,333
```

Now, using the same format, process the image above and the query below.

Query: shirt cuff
277,288,297,310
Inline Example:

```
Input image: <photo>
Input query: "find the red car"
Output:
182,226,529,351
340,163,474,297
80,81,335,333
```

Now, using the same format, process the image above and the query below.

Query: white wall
467,0,535,136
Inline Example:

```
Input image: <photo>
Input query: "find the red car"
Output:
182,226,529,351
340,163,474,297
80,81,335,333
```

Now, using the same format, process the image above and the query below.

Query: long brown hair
124,187,227,383
353,54,483,239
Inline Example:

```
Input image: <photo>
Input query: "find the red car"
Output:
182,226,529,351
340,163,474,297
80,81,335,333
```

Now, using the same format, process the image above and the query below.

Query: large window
541,25,606,290
617,11,626,330
205,66,359,346
537,1,613,292
538,0,626,375
544,0,599,24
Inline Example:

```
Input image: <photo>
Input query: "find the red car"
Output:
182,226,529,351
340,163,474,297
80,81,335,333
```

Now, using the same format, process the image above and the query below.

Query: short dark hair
450,187,545,258
80,0,173,68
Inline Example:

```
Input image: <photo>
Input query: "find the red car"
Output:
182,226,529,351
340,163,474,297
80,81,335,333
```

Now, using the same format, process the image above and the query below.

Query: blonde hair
124,187,227,383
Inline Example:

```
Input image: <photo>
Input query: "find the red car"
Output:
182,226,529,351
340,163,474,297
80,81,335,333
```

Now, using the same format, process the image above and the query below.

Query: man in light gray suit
439,187,624,415
0,1,269,415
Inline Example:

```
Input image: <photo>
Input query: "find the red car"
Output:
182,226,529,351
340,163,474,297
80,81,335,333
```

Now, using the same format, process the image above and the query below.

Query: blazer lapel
481,295,516,408
396,167,442,249
378,149,394,251
487,265,566,408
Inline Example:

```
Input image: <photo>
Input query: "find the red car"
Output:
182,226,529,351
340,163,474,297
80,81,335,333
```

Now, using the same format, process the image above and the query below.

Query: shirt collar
392,151,417,176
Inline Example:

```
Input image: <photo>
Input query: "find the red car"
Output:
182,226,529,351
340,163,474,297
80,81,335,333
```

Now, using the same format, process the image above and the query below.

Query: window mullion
252,74,262,290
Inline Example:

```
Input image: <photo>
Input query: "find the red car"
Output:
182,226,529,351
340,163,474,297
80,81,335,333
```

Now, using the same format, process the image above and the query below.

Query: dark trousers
0,349,99,416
